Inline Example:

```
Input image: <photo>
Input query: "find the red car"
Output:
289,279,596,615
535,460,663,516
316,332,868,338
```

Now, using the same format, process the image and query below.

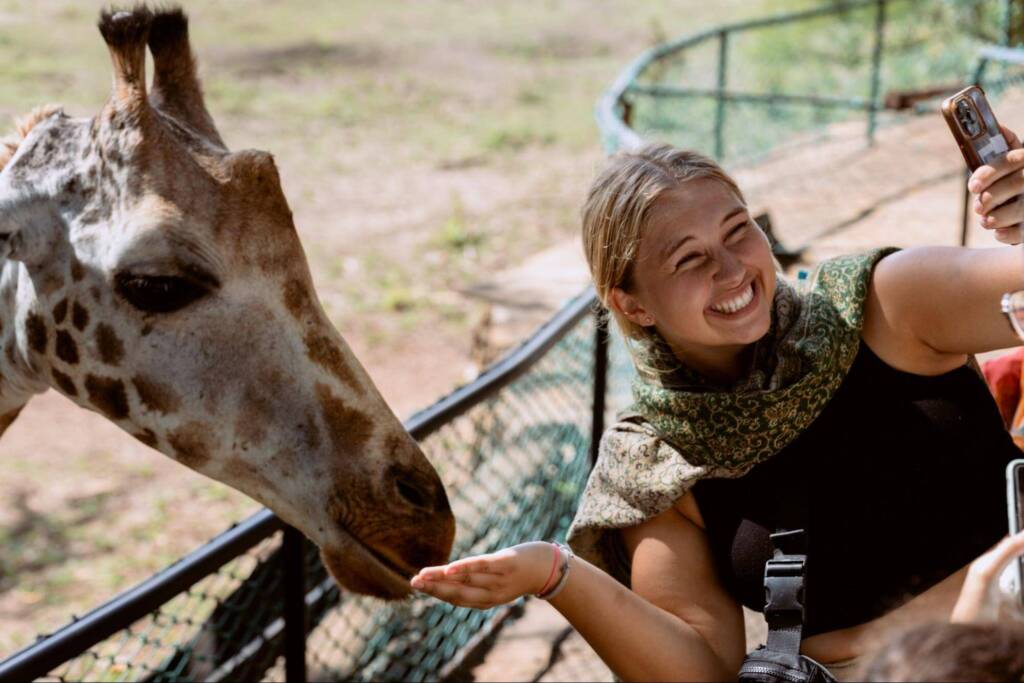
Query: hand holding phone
942,86,1024,244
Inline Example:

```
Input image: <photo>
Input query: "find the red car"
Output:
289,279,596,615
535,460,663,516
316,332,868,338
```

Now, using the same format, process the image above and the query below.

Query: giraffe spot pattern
85,374,130,420
304,331,361,391
52,298,68,324
25,314,47,354
51,368,78,396
131,374,181,415
55,330,79,364
282,279,315,321
96,323,124,366
134,428,159,449
70,257,85,282
167,422,212,469
316,382,374,455
72,302,89,330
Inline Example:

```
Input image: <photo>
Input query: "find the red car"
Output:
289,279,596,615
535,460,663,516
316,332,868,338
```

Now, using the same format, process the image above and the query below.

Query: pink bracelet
537,543,573,600
534,542,562,597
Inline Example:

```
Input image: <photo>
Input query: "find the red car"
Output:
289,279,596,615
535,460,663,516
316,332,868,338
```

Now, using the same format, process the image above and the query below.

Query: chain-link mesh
624,0,1023,164
38,535,284,683
20,306,637,682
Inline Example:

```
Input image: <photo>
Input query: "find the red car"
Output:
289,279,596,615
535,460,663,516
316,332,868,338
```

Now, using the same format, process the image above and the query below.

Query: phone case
1006,459,1024,605
941,85,1009,170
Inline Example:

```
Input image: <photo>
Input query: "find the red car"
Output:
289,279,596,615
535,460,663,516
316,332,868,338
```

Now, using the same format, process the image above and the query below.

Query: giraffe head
0,6,454,599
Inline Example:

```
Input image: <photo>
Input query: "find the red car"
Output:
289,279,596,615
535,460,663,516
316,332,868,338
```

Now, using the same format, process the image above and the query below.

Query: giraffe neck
0,259,49,437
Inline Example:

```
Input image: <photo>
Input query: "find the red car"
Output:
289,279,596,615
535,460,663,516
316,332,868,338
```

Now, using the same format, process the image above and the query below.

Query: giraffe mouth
359,541,416,581
320,528,419,600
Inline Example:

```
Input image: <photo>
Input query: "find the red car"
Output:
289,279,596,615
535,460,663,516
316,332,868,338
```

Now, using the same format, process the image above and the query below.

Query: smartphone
941,85,1009,171
1007,459,1024,605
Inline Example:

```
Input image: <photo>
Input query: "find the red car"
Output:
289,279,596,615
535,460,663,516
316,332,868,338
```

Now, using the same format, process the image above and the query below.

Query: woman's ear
608,286,655,328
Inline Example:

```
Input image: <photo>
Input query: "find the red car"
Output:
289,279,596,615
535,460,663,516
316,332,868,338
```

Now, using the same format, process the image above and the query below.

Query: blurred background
2,0,1023,680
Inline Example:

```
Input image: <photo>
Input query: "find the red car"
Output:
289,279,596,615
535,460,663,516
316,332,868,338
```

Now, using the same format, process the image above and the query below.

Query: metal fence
0,290,636,682
597,0,1021,159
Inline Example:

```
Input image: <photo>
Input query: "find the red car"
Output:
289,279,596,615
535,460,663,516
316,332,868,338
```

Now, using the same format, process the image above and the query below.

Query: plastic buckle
764,556,806,619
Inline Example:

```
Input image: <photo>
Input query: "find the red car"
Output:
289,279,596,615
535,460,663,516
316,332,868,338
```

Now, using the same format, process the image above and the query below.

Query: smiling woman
412,142,1024,681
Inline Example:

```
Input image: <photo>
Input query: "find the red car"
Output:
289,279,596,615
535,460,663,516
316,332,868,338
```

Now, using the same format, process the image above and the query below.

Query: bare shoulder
861,249,969,376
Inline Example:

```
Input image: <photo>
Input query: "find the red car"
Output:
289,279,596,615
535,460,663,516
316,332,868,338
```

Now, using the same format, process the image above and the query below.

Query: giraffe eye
114,272,215,313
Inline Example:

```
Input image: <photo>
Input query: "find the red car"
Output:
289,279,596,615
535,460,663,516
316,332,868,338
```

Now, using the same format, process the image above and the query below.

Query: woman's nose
713,249,745,285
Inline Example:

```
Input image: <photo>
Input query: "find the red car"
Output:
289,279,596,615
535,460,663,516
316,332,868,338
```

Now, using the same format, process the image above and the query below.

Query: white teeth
711,284,754,314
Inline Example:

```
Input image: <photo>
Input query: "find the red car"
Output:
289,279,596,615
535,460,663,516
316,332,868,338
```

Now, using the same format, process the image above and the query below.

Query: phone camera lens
956,99,981,136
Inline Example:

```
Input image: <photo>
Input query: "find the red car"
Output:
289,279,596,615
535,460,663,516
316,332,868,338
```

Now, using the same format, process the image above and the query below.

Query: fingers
977,530,1024,582
413,553,509,582
969,148,1024,194
970,143,1024,243
980,196,1022,230
411,576,501,608
442,554,507,576
975,172,1024,215
995,227,1022,245
1000,124,1022,150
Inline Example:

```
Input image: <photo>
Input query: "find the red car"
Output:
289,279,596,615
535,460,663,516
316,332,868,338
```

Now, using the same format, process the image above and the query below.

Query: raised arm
861,125,1024,375
410,500,745,681
862,244,1023,375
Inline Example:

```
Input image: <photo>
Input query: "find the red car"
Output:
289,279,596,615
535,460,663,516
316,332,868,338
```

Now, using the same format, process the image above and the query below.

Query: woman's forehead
645,179,745,244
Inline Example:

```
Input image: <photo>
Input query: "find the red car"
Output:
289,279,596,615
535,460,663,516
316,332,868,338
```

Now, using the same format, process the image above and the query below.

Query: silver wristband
537,542,573,601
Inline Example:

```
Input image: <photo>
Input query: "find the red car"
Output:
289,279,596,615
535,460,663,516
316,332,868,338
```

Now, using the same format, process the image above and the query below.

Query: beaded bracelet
536,543,573,601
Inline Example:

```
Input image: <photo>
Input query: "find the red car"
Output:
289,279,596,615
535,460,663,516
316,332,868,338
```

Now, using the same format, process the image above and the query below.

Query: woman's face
612,178,776,371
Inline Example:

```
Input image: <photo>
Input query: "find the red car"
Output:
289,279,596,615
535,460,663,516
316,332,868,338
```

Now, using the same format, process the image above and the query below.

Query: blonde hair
581,143,744,340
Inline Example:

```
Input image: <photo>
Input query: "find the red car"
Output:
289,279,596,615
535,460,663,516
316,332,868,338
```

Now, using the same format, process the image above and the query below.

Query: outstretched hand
970,125,1024,245
951,529,1024,623
410,541,557,609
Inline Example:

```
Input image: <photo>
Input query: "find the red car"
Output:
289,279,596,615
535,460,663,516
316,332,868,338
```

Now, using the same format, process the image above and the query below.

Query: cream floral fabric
567,248,898,584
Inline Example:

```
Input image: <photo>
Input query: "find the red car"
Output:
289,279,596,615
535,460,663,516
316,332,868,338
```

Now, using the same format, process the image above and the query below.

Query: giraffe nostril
395,476,432,511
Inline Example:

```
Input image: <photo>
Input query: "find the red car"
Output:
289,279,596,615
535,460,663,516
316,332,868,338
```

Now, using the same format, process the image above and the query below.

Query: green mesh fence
17,303,636,683
608,0,1024,162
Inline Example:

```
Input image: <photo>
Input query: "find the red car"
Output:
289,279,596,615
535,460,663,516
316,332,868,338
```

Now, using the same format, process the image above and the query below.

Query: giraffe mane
0,104,64,171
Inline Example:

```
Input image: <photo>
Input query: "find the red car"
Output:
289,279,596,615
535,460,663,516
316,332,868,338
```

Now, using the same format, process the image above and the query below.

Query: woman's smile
706,276,761,320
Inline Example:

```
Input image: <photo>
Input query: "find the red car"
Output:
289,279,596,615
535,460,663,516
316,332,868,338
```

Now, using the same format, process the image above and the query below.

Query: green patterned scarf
567,247,897,583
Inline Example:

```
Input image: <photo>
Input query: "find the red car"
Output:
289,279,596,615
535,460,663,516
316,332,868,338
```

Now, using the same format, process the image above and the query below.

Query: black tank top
691,342,1019,637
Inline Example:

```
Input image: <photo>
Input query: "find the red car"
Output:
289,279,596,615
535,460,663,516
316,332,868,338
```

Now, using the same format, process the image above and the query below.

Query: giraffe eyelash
114,272,216,314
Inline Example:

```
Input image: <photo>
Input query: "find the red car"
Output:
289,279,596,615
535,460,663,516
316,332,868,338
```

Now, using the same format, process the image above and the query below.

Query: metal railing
597,0,1017,159
0,289,634,682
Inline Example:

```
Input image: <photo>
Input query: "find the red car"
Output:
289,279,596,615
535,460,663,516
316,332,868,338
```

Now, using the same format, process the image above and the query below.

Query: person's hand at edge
970,125,1024,245
951,529,1024,622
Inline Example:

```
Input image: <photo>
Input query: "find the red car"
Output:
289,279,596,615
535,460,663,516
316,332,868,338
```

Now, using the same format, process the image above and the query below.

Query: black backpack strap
763,529,807,657
739,530,836,683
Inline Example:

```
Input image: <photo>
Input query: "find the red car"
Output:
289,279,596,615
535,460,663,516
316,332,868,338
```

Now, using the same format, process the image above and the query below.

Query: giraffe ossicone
0,5,454,599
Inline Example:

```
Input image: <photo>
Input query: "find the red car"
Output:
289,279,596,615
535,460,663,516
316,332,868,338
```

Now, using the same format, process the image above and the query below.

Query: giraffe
0,6,454,600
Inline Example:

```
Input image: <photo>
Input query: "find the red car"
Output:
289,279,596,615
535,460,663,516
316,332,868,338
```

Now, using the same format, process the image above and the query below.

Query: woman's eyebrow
719,206,746,225
660,234,695,263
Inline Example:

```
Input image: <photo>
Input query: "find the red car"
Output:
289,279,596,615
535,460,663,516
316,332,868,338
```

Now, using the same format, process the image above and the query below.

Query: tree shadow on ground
0,487,126,597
